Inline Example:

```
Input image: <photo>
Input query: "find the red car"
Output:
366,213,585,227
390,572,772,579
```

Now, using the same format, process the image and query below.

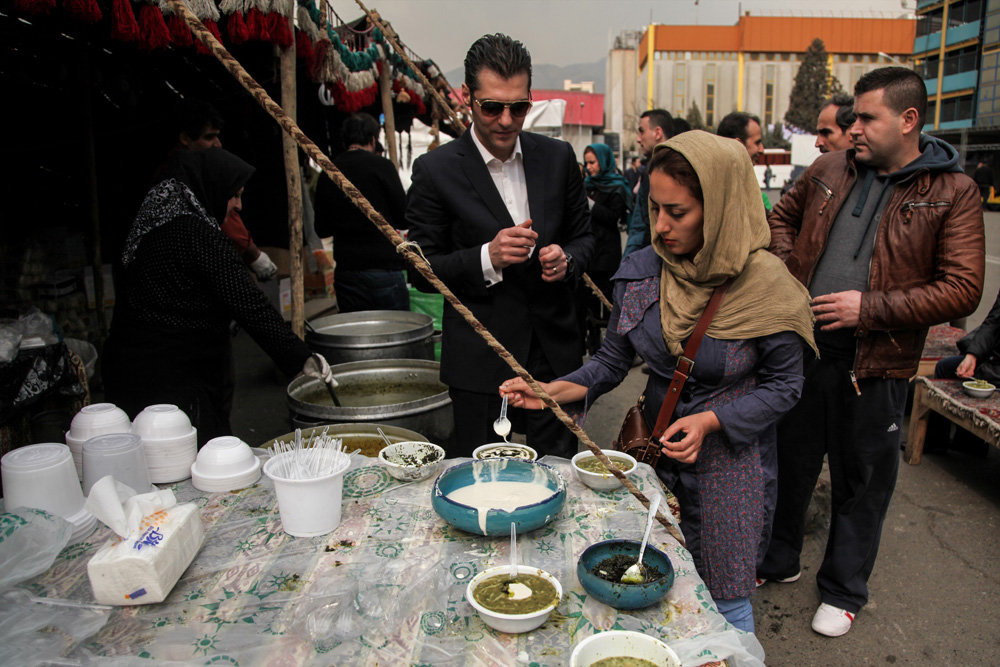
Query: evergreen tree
784,38,844,134
686,102,705,131
763,122,791,150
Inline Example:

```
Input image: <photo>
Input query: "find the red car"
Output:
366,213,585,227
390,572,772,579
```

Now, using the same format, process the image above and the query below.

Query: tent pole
279,32,304,337
379,60,399,167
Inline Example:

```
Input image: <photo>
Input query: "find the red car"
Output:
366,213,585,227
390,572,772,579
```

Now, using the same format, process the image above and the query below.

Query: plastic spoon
621,494,661,584
376,427,394,449
493,395,511,441
506,522,532,600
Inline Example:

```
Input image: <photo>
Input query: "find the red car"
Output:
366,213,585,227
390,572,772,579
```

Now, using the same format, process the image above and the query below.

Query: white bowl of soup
571,450,637,491
466,565,562,634
570,630,680,667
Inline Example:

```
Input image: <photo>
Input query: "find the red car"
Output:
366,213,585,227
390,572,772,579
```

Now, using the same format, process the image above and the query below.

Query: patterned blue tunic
562,246,805,599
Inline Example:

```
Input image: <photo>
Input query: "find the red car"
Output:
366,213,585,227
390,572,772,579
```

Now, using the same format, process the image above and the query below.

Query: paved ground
226,201,1000,665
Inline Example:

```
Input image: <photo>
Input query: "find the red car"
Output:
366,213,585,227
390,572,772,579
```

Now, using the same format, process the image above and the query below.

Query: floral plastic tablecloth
24,456,765,666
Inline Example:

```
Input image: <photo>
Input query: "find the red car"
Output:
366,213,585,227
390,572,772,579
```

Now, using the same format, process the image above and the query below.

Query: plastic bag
0,508,72,590
0,326,22,363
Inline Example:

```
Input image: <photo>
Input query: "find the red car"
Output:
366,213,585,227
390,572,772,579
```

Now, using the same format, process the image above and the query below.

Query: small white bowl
962,380,996,399
571,450,637,491
132,404,193,440
472,443,538,461
466,565,562,634
378,441,445,482
570,630,680,667
190,436,261,492
68,403,131,441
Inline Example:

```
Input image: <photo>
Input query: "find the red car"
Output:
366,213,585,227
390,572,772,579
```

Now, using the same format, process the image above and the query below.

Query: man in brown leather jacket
757,67,985,637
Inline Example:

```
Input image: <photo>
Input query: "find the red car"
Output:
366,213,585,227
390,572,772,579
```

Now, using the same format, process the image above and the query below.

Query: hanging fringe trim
15,0,56,15
196,19,223,54
110,0,140,42
137,3,172,51
62,0,102,23
295,29,315,68
166,12,193,46
226,11,250,44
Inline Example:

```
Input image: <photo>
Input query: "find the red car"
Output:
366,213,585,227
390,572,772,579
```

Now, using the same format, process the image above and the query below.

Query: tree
686,102,705,131
784,38,844,134
763,122,791,150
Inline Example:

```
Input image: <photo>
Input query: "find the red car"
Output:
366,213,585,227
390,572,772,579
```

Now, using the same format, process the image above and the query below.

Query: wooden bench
905,377,1000,464
917,324,965,377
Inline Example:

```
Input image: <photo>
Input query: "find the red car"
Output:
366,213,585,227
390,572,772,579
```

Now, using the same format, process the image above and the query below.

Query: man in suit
406,33,594,458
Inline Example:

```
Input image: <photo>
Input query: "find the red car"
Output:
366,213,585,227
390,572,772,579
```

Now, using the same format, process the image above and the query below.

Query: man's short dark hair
641,109,674,138
671,117,692,135
824,93,856,131
341,113,380,147
174,99,223,140
464,33,532,93
716,112,760,143
855,66,927,128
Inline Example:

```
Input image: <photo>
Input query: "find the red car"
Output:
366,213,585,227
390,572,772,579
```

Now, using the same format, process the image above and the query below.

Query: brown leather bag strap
651,278,735,438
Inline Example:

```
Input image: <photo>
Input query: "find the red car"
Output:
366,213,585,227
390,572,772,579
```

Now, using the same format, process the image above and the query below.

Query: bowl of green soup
571,450,637,491
466,565,562,634
962,379,996,399
569,630,680,667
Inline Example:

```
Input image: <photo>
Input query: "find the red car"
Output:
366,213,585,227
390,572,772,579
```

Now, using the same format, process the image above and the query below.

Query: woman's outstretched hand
659,411,721,463
499,378,548,410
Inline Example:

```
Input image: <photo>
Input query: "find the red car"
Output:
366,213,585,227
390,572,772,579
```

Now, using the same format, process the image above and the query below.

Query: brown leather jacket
769,149,985,380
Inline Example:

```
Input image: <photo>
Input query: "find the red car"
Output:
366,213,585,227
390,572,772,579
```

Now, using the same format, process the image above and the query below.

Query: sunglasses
472,95,533,119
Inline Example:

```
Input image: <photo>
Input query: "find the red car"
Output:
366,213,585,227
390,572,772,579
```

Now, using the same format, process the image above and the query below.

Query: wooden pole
379,61,399,167
279,26,304,337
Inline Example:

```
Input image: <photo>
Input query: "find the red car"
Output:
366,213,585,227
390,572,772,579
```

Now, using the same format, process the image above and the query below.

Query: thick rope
352,0,466,132
582,272,613,310
167,0,682,546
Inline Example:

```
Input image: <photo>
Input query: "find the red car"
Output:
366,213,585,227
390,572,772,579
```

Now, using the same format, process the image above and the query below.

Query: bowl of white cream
431,459,566,536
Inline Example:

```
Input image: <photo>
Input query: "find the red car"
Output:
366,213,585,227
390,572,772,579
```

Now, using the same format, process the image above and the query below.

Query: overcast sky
356,0,912,73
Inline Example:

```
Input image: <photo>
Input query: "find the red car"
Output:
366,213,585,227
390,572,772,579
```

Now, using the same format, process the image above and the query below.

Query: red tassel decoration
110,0,140,43
295,30,314,67
194,19,222,54
227,12,250,45
166,14,193,47
268,12,293,49
245,8,269,42
310,39,329,81
63,0,102,22
137,4,171,51
15,0,56,14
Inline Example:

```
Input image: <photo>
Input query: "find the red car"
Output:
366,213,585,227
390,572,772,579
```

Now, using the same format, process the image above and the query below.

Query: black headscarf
122,148,255,266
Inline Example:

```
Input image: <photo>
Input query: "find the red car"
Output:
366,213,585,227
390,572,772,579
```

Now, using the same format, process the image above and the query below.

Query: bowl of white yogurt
431,459,566,536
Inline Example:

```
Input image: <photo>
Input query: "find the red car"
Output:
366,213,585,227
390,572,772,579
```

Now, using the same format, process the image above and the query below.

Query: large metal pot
305,310,434,365
263,423,430,458
287,359,452,444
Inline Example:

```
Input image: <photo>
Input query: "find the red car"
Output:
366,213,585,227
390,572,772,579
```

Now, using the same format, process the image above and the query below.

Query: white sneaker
811,603,855,637
754,571,801,588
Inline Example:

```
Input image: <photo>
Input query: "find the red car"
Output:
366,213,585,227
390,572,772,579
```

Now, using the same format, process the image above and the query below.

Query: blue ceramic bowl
431,459,566,535
577,539,674,610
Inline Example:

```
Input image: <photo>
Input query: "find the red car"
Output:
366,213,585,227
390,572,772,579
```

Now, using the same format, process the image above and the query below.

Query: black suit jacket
405,130,595,392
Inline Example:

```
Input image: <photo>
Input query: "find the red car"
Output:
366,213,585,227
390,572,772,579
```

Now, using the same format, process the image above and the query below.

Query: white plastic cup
132,404,193,440
1,444,86,518
263,452,349,537
67,403,131,441
82,433,151,495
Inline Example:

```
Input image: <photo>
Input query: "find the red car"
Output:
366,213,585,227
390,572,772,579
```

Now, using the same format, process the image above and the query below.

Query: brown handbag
613,279,734,466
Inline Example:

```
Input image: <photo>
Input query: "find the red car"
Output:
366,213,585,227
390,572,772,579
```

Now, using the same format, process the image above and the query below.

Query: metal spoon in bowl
622,494,661,584
493,395,512,442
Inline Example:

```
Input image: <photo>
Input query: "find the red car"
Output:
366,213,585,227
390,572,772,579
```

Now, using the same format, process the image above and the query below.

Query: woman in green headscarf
503,131,816,634
581,143,632,352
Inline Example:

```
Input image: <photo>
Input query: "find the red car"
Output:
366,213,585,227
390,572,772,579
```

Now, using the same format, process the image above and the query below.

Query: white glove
302,353,338,387
251,251,278,280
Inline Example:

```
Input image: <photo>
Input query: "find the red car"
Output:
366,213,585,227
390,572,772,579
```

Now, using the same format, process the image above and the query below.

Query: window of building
938,93,976,123
948,0,983,28
944,45,980,76
838,54,849,62
916,7,944,37
985,8,1000,48
705,63,716,127
675,62,687,117
764,64,775,126
750,52,760,61
978,50,1000,125
919,54,941,79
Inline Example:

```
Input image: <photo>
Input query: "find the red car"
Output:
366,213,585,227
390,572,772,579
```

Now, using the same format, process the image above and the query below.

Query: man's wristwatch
563,251,575,278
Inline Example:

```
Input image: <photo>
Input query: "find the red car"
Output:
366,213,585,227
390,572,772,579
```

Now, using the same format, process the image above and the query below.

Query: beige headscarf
649,130,817,356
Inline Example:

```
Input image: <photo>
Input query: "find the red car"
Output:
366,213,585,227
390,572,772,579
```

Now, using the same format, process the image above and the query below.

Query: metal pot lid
306,311,434,349
287,358,451,420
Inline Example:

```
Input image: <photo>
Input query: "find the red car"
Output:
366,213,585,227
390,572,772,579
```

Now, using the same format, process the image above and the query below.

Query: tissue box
87,503,204,605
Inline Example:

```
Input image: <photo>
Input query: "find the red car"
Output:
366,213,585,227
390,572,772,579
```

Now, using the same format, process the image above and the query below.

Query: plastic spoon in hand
622,494,661,584
493,395,511,441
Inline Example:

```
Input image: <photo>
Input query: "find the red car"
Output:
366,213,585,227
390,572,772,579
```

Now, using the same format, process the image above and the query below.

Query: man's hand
659,411,720,464
956,353,978,378
489,219,537,270
538,244,568,282
811,290,862,331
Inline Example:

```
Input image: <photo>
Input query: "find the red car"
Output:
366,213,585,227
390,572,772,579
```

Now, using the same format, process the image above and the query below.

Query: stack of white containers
130,405,198,483
65,403,132,478
190,436,261,492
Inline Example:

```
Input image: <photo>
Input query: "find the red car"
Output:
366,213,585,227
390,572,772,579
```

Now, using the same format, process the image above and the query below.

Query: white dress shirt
469,126,532,285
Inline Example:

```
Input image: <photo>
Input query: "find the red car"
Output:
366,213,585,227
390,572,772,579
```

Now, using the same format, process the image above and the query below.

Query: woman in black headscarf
103,148,311,443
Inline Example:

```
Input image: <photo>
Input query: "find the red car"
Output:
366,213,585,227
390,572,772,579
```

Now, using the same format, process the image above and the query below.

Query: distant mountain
444,59,606,94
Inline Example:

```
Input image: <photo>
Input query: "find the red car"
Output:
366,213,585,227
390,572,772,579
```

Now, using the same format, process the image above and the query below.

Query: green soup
472,573,558,614
590,658,661,667
576,455,634,474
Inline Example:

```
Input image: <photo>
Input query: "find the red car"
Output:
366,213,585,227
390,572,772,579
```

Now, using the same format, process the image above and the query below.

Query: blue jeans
335,269,409,313
715,596,754,633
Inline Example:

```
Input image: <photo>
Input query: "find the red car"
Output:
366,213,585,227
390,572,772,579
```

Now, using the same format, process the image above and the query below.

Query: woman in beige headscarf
501,131,816,634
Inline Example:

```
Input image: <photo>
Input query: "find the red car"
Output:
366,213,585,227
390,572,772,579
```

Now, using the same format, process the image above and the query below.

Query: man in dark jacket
622,109,672,257
758,67,985,637
406,34,594,458
315,113,409,312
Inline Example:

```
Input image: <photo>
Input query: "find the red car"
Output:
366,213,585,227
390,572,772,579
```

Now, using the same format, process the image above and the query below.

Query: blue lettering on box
133,527,164,551
126,588,147,599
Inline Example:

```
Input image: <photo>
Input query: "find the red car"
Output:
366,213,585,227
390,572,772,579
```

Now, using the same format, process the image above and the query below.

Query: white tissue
84,475,204,606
